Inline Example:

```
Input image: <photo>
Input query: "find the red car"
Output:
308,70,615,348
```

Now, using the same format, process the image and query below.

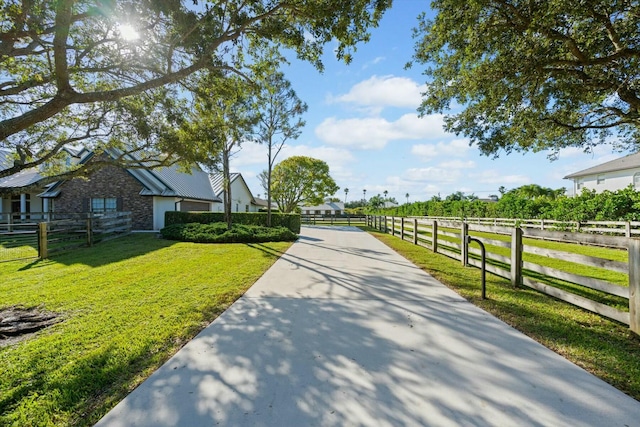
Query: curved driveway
96,226,640,426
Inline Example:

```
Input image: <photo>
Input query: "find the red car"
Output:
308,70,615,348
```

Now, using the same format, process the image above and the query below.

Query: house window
597,174,605,184
10,194,29,213
577,180,583,190
634,173,640,190
314,210,321,214
91,197,117,212
245,205,249,212
325,210,332,215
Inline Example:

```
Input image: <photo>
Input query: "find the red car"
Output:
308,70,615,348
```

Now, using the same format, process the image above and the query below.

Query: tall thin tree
255,72,307,226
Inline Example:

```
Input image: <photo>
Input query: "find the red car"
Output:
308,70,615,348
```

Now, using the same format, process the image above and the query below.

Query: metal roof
208,172,239,197
300,202,345,211
0,168,42,188
0,148,222,202
0,149,42,188
0,149,12,170
564,152,640,179
143,164,219,201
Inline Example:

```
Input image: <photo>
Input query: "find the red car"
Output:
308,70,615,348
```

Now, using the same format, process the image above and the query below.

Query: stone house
0,149,259,230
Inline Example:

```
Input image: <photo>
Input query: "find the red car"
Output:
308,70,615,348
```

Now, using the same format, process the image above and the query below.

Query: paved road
96,226,640,426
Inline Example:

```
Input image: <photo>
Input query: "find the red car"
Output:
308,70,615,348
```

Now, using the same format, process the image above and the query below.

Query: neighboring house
252,197,277,211
0,147,89,219
300,201,345,215
0,149,221,230
564,152,640,194
209,172,259,213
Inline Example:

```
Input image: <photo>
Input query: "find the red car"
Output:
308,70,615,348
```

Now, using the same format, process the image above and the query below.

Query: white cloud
315,113,449,149
404,167,461,183
230,142,267,168
554,145,614,159
278,145,355,166
411,139,471,161
329,75,426,109
438,160,476,169
469,170,530,185
362,56,386,70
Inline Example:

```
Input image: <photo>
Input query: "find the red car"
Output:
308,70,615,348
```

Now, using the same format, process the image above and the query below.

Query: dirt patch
0,306,62,347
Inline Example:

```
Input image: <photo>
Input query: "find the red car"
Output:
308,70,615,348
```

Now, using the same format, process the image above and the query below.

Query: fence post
413,218,418,245
384,216,388,234
461,222,468,266
391,217,395,236
38,222,48,259
87,215,93,247
401,218,405,240
432,220,438,253
629,240,640,335
511,227,523,288
626,221,631,238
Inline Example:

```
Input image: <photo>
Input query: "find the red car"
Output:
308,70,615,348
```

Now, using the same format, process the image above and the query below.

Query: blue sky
231,1,624,203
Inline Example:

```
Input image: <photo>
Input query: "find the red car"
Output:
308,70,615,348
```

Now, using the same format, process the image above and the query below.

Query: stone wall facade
54,163,154,230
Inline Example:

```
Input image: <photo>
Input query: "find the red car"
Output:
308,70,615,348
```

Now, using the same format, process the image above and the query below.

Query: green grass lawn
396,223,630,308
366,227,640,401
0,234,292,426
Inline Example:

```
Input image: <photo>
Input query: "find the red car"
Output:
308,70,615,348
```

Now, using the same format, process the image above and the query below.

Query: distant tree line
367,185,640,222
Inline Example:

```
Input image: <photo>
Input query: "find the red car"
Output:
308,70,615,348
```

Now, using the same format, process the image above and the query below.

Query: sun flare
118,23,139,41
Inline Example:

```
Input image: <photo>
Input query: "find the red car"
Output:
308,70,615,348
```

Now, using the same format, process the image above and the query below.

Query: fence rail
0,212,132,262
301,214,366,226
411,216,640,239
367,215,640,336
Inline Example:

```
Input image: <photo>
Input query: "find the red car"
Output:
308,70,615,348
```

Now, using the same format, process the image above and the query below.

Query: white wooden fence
416,216,640,238
367,215,640,336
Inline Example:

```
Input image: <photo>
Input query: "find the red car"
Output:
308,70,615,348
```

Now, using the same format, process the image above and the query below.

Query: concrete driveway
95,226,640,426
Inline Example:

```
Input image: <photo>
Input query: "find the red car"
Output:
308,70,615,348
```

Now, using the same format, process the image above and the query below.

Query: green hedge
160,223,298,243
165,211,301,233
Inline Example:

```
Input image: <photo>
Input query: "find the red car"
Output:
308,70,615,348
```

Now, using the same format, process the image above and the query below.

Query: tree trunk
223,147,232,230
267,140,273,227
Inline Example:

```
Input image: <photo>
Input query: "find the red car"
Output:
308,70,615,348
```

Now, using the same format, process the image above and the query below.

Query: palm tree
383,190,388,208
344,188,349,203
363,189,367,202
405,193,409,204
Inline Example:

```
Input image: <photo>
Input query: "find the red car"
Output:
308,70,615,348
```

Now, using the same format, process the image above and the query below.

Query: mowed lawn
0,234,292,427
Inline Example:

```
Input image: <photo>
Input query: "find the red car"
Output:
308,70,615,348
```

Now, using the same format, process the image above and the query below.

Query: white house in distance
564,152,640,194
300,201,345,215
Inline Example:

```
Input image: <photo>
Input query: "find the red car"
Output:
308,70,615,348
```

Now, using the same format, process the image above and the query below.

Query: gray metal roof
1,148,221,202
564,152,640,179
208,172,240,197
0,149,42,188
300,202,345,211
0,149,12,170
126,163,220,202
0,168,42,188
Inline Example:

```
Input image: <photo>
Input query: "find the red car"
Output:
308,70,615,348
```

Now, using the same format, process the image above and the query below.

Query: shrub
164,211,301,233
160,223,298,243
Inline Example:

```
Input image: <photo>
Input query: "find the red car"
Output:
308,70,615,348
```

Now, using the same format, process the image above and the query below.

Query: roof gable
564,152,640,179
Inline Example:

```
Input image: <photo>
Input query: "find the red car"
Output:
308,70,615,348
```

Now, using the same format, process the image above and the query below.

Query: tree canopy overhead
0,0,390,179
411,0,640,157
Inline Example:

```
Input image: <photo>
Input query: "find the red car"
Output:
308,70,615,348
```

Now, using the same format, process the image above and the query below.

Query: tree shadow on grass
40,234,177,268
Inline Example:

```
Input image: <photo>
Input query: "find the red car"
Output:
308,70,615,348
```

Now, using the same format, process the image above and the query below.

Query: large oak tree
269,156,338,213
0,0,390,180
411,0,640,157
